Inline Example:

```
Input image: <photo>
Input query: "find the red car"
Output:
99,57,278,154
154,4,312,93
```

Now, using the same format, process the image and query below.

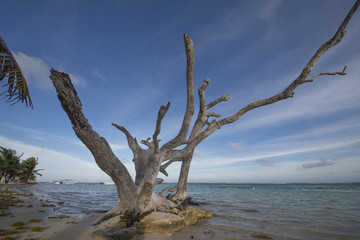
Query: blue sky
1,0,359,183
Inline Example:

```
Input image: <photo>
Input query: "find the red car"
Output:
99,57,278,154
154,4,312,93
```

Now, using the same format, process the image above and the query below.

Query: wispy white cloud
227,72,360,132
253,159,274,167
90,68,106,82
255,0,283,22
13,52,52,89
13,51,87,88
199,0,283,47
69,73,87,87
0,121,79,146
265,117,360,144
229,142,244,152
192,139,357,168
109,143,128,151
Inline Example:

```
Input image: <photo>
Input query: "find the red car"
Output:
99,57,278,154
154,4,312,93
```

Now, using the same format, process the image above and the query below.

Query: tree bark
171,153,193,203
50,70,176,221
49,0,359,225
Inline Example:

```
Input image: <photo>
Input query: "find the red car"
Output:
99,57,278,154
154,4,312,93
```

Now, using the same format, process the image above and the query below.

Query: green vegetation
0,147,43,188
0,35,32,108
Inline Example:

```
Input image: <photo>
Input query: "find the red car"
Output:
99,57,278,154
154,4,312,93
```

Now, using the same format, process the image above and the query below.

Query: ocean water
20,183,360,239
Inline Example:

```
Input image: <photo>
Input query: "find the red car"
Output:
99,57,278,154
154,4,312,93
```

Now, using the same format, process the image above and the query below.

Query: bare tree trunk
170,153,193,203
50,70,141,218
50,0,359,226
50,69,176,222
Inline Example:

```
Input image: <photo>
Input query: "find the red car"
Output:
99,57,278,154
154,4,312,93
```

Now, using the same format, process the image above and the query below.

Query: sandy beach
0,185,106,239
0,185,212,240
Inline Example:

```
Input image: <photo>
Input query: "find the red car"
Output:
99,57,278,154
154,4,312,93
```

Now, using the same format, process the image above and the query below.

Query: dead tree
50,0,359,222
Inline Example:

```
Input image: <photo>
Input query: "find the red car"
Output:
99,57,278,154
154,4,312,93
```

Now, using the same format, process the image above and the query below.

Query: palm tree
20,157,43,182
0,147,23,188
0,35,32,108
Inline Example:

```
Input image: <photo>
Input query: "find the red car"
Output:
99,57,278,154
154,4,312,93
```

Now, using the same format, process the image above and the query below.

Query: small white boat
52,179,77,184
101,180,115,185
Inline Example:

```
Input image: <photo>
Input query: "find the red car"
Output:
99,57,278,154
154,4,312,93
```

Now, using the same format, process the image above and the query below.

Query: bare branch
112,123,142,154
199,78,211,113
156,178,164,186
159,158,183,176
186,0,359,149
205,92,230,110
161,33,195,150
158,185,177,198
153,102,170,152
305,66,347,83
188,79,211,141
205,112,221,118
50,69,137,194
140,137,153,148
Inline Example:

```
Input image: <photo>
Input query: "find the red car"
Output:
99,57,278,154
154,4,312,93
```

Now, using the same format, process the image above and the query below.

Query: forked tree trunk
50,70,175,221
50,0,359,225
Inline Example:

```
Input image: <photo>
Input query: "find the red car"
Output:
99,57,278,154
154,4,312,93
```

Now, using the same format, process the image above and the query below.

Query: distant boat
101,180,115,185
52,179,77,184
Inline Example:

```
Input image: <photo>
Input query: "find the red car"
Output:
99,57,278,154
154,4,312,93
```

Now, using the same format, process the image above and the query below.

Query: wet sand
0,185,209,240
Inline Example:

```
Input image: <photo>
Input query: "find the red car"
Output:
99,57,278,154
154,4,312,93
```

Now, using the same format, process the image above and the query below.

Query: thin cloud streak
193,139,357,168
13,52,87,89
302,158,337,169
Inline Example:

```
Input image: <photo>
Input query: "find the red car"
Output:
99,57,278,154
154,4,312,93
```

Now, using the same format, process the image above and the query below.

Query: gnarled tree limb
50,69,138,210
305,66,347,83
159,158,183,176
205,92,230,110
161,34,195,150
153,102,170,152
187,0,359,149
112,123,142,155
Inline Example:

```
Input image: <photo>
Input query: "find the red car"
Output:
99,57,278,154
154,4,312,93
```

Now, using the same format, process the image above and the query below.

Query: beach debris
243,209,260,213
28,219,42,223
48,214,70,219
0,229,19,237
66,220,78,224
0,190,23,210
0,212,11,217
41,204,56,207
254,234,273,239
1,236,16,240
30,226,43,232
10,221,27,230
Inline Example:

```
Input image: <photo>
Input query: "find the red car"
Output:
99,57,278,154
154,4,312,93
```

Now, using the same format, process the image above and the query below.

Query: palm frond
0,35,32,108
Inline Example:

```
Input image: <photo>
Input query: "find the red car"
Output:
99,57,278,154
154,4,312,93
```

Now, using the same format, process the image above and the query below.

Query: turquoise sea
20,183,360,239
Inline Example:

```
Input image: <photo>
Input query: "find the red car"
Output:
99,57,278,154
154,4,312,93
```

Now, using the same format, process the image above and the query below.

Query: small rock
138,212,184,235
179,207,213,226
170,208,180,215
